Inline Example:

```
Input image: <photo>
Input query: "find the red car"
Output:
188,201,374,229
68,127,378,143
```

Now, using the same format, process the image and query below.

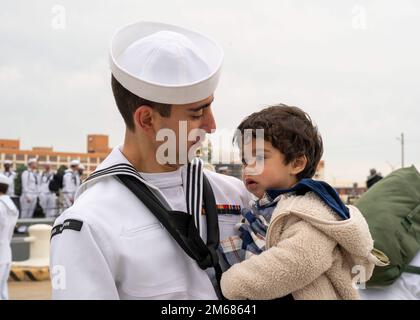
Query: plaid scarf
220,193,279,266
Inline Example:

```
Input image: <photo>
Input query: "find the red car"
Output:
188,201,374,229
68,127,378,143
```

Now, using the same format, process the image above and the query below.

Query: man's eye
191,114,204,120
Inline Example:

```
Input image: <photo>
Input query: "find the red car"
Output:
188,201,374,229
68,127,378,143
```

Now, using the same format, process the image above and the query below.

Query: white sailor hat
4,160,13,165
0,173,10,185
79,164,85,170
110,21,224,104
28,158,38,165
70,159,80,166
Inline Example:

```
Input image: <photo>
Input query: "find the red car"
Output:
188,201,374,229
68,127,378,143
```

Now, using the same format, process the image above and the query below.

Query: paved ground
8,280,51,300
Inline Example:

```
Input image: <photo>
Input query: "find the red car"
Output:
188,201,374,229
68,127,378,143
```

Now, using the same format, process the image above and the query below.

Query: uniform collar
140,167,184,189
75,145,172,201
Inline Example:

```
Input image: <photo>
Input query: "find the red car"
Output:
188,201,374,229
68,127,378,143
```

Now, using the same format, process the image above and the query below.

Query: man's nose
201,108,216,133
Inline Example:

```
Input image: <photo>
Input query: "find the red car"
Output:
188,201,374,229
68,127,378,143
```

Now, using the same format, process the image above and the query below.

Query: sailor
2,160,16,197
0,174,19,300
77,164,85,183
50,21,253,300
62,160,81,209
39,162,57,218
217,166,229,175
19,158,39,219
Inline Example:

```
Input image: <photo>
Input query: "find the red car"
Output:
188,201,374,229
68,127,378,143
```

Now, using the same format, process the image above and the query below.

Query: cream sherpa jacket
221,192,386,300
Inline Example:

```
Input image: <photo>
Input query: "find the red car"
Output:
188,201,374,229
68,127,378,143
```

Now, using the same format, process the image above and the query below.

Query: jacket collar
265,179,349,220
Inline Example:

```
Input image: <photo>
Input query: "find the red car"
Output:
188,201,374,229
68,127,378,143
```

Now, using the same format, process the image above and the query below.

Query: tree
14,164,27,196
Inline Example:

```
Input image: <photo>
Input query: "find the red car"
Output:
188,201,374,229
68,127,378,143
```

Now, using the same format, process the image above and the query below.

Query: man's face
29,162,38,170
4,163,11,171
152,95,216,166
44,164,51,171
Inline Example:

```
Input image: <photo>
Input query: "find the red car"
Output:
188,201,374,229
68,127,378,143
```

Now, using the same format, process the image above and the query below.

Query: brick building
0,135,111,176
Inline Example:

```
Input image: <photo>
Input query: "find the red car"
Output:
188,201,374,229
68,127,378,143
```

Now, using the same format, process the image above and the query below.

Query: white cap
79,164,85,170
4,160,13,165
110,21,224,104
0,173,10,185
70,159,80,166
28,158,37,165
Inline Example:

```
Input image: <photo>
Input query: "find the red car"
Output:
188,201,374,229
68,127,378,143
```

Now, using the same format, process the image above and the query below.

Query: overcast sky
1,0,419,184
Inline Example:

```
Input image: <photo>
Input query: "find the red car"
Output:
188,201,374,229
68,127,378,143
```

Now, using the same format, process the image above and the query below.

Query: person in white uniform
0,174,19,300
2,160,16,197
62,160,81,209
78,164,85,183
39,162,57,218
19,158,39,219
50,21,253,300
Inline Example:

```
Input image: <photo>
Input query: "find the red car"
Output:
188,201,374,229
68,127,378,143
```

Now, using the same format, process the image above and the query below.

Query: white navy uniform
2,171,16,197
0,194,19,300
39,171,57,218
50,147,252,299
62,169,81,209
50,21,244,299
19,169,40,219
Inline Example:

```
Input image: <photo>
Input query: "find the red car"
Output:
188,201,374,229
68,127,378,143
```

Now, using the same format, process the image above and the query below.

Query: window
58,156,69,163
50,156,57,162
16,154,25,161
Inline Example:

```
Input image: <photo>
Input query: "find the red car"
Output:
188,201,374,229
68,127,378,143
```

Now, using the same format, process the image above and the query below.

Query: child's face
241,139,301,199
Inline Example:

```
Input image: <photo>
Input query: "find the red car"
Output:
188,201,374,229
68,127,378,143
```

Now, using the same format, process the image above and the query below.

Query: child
0,174,19,300
220,104,386,300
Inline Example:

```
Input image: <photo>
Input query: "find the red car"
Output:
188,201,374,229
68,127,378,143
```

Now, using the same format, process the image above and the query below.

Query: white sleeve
62,173,70,192
50,216,119,299
21,171,29,194
0,202,7,227
36,173,41,193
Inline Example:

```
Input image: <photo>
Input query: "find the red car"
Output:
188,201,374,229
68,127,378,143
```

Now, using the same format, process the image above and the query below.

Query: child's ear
291,155,307,175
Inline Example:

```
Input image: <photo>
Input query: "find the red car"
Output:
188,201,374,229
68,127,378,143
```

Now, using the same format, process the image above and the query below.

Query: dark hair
0,183,9,194
236,104,323,180
111,75,172,131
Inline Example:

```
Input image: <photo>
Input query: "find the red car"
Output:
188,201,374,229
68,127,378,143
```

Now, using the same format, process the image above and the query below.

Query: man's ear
133,105,155,136
291,155,308,175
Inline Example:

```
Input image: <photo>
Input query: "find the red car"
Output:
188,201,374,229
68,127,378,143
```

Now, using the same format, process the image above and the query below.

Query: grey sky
1,0,419,184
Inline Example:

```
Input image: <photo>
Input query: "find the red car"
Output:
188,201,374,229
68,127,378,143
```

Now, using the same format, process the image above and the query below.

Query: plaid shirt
220,193,281,266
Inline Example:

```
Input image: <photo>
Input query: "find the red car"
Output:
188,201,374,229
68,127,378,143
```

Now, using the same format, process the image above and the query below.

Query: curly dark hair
235,104,323,180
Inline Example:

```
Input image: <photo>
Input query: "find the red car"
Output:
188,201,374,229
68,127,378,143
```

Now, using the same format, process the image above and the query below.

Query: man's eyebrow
188,99,214,112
